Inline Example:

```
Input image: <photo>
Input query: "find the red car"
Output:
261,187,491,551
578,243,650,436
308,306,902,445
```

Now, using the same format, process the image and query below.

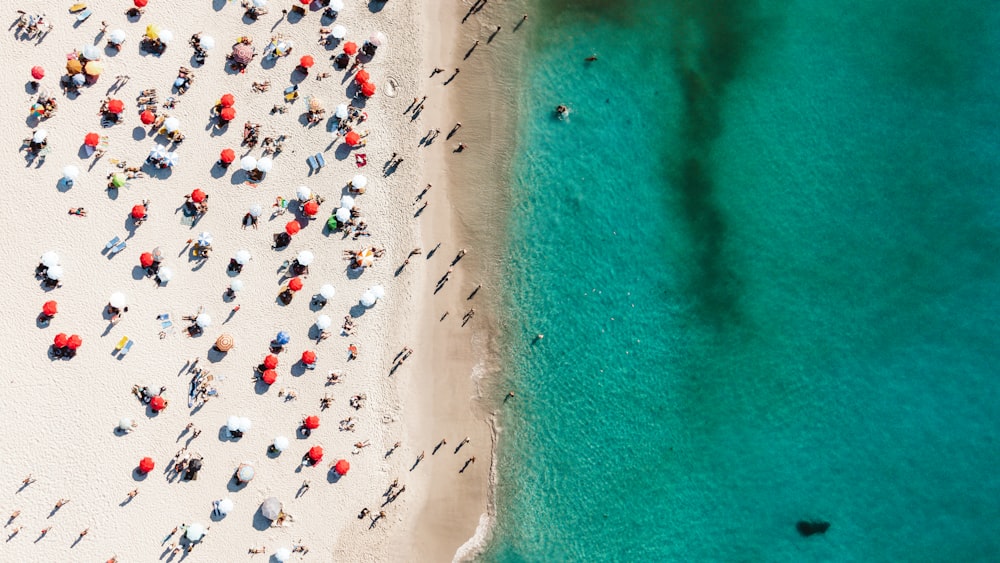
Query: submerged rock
796,520,830,536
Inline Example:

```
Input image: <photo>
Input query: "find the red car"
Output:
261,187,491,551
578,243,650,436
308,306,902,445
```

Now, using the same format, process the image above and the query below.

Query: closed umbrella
140,110,156,124
334,459,350,475
335,103,348,119
234,250,251,265
240,156,257,171
288,278,304,292
261,369,277,384
256,156,273,173
296,251,314,266
220,93,235,108
196,313,212,328
285,221,301,235
273,436,289,452
200,35,215,50
331,25,347,39
307,445,323,463
163,117,180,133
40,251,60,268
343,41,357,55
320,284,336,299
109,292,127,309
46,265,64,280
248,204,263,217
220,148,236,163
157,267,174,282
335,207,351,223
301,350,316,364
344,131,361,146
185,523,205,542
303,415,320,430
217,498,234,515
138,457,155,473
264,354,279,369
42,301,58,316
196,232,213,246
261,497,282,520
109,29,126,45
84,133,100,147
303,201,319,216
316,315,332,330
296,185,312,201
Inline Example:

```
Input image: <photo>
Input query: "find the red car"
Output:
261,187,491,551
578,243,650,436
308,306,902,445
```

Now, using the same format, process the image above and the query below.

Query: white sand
0,1,500,561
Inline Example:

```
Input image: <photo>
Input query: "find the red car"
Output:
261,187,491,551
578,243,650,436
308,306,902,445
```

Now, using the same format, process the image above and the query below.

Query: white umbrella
46,265,63,281
371,285,385,299
369,31,387,47
331,25,346,39
256,156,273,173
234,250,251,265
274,548,292,562
335,103,348,119
273,436,289,452
62,166,79,181
109,292,127,309
196,232,213,246
157,266,174,282
335,207,350,223
158,29,174,44
252,0,267,6
351,174,367,188
296,185,311,201
199,35,215,50
164,151,180,167
196,313,212,328
329,0,344,11
315,315,332,330
360,290,376,308
109,29,126,45
296,251,314,266
40,251,60,268
320,284,336,299
248,204,263,217
163,117,180,133
240,156,257,171
237,417,252,433
230,279,244,292
81,44,102,60
226,415,240,432
340,195,355,209
150,144,168,160
185,523,205,542
217,498,234,515
33,130,48,143
118,417,133,431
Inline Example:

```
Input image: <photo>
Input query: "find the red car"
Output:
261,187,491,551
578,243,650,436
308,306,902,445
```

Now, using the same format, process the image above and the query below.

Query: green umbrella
112,173,126,188
326,215,338,230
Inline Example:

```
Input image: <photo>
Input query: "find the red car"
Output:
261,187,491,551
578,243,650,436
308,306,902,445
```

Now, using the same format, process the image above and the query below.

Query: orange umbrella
303,201,319,216
288,278,304,292
66,59,83,75
42,301,58,317
150,396,166,411
220,93,235,108
360,81,376,97
138,457,155,473
354,69,369,84
53,333,68,348
67,334,83,350
300,349,316,364
84,132,100,147
108,99,125,113
344,131,361,146
307,446,323,463
285,221,301,235
334,459,350,475
220,148,236,164
303,415,320,430
220,107,236,121
261,369,277,385
343,42,358,55
140,252,155,268
140,110,156,124
299,55,314,68
263,354,279,369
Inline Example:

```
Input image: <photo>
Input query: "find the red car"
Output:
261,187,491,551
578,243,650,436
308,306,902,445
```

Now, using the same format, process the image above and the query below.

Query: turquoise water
486,1,1000,561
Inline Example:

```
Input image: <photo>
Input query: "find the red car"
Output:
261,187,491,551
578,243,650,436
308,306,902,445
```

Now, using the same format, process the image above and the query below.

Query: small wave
452,512,493,563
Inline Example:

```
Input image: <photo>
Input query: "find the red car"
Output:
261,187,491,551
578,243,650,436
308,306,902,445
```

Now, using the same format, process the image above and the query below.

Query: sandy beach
0,0,512,560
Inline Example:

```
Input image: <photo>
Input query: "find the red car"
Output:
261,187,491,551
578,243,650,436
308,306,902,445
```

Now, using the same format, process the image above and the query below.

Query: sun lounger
76,8,93,22
114,336,129,351
315,153,326,168
120,340,134,356
306,155,318,172
105,236,121,249
111,240,127,254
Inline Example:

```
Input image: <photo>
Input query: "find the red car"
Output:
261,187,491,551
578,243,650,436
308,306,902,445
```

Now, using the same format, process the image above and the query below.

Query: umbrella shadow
230,170,250,185
212,0,226,10
217,425,238,443
105,45,120,58
252,508,271,531
210,164,229,179
286,9,305,25
132,127,147,141
345,266,364,280
131,265,148,281
260,56,278,71
56,178,73,193
289,68,307,85
334,144,352,161
349,304,367,318
254,379,271,395
326,468,343,484
206,348,227,364
209,511,226,523
368,0,387,13
226,478,248,493
133,468,149,482
290,362,307,377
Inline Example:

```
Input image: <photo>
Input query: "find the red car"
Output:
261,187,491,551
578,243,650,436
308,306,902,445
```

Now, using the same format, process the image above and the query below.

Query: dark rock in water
796,520,830,536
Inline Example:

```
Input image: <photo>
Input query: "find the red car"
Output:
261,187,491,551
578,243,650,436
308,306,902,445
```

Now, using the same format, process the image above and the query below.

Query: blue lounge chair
306,155,318,172
315,153,326,168
76,9,93,22
120,340,134,356
112,240,127,254
105,236,121,250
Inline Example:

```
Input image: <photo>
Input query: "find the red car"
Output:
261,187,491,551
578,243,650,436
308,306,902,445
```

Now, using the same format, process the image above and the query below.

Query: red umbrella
360,81,376,97
334,459,350,475
67,334,83,350
219,93,235,108
263,354,279,369
140,252,154,268
140,110,156,125
300,349,316,364
299,55,314,69
307,445,323,463
285,220,301,236
150,395,166,411
53,333,68,348
344,131,361,146
138,457,155,473
30,66,45,80
84,132,100,147
134,0,148,7
354,69,370,84
261,369,277,385
302,201,319,216
288,278,304,292
220,107,236,121
131,204,147,219
220,148,236,164
300,0,312,4
190,189,206,203
303,415,320,430
108,99,125,114
42,301,58,317
343,42,358,56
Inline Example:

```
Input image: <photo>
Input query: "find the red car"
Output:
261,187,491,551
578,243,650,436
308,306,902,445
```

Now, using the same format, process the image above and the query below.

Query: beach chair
315,153,326,168
76,8,93,22
111,240,127,254
114,336,129,352
284,85,299,102
306,155,318,172
105,236,121,250
120,340,134,356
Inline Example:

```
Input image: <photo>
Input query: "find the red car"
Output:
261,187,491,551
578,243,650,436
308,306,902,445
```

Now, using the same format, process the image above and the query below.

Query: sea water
485,1,1000,561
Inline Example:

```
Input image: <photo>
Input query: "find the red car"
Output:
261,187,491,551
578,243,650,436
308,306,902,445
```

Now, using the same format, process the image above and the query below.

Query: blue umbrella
275,331,290,345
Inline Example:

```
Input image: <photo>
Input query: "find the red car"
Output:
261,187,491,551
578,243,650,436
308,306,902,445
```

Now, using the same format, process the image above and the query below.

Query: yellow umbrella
66,59,83,75
84,60,103,76
145,24,160,40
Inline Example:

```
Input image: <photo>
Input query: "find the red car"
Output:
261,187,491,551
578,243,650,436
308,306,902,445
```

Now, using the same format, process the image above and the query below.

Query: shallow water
486,1,1000,560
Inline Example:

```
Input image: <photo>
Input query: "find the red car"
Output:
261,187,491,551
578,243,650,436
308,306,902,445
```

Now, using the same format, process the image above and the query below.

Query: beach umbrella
81,44,102,61
219,93,235,108
200,35,215,50
307,446,323,463
372,285,385,299
109,292,127,309
54,333,68,348
300,0,311,4
139,252,154,268
42,301,58,316
150,396,166,411
301,350,316,364
273,436,289,452
330,0,344,11
157,267,174,282
217,498,234,515
275,331,291,345
190,189,206,203
107,99,124,113
303,201,319,216
33,129,48,143
234,250,251,265
30,66,45,80
159,29,174,44
109,29,126,45
85,61,104,76
343,41,358,55
232,43,254,64
150,144,168,160
320,284,336,299
40,251,60,268
62,165,79,182
226,415,240,432
360,81,376,97
138,457,155,473
118,417,133,431
47,265,64,280
220,107,236,121
30,103,45,116
340,195,355,209
134,0,148,7
196,232,213,246
237,464,255,482
299,55,314,69
248,203,262,217
261,497,282,520
240,156,257,171
335,207,350,223
274,548,292,563
369,32,387,47
335,103,348,119
72,73,86,86
355,248,374,268
334,459,350,475
215,333,235,352
351,174,368,189
67,334,83,350
256,156,273,173
288,278,304,292
332,25,347,40
229,279,244,292
238,417,252,433
196,313,212,328
296,185,312,201
360,290,376,308
164,151,180,168
163,117,180,133
296,251,314,266
303,415,320,430
111,173,127,188
140,110,156,124
354,69,370,84
84,132,100,147
185,523,205,542
66,59,83,75
264,354,279,369
132,205,147,219
344,131,361,146
261,369,277,385
315,315,331,330
285,221,301,236
252,0,267,6
219,148,236,164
